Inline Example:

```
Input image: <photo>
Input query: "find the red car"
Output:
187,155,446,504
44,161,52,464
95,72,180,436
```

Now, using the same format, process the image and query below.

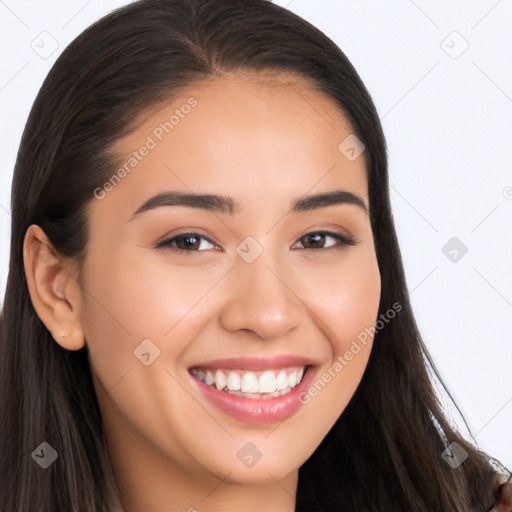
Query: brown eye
300,233,327,249
295,231,356,250
174,234,201,250
155,232,217,253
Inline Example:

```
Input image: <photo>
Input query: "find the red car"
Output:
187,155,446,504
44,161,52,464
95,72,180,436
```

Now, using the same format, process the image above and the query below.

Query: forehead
105,70,368,216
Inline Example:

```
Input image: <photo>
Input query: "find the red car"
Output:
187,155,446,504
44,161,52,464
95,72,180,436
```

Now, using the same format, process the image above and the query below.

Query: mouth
187,356,317,424
190,365,308,399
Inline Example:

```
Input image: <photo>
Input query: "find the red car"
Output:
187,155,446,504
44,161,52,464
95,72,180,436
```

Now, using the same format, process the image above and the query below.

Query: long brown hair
0,0,509,510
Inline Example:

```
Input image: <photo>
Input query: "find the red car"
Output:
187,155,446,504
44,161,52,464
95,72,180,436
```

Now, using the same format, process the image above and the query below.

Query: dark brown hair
0,0,509,510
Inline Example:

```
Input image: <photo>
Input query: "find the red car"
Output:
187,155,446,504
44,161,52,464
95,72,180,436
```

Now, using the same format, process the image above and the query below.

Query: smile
188,356,317,424
190,366,306,398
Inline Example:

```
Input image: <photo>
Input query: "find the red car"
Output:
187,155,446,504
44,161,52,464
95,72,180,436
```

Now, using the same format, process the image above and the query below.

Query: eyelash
154,230,357,254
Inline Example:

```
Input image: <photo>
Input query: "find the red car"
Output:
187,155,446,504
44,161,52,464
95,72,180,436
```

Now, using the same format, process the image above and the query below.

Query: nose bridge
218,246,304,339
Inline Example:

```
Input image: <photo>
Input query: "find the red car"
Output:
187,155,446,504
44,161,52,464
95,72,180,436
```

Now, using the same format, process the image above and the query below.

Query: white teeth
214,369,226,391
275,371,288,390
193,366,308,396
227,372,241,391
259,371,276,393
205,370,214,386
241,373,259,393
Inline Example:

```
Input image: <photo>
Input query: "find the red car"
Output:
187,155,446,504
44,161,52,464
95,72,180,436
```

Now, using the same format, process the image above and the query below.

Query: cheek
304,253,381,352
330,270,381,356
81,248,213,343
79,251,218,464
79,247,228,406
299,254,380,412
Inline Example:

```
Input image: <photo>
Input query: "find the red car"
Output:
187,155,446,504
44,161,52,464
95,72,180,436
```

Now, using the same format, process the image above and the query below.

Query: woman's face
78,71,380,489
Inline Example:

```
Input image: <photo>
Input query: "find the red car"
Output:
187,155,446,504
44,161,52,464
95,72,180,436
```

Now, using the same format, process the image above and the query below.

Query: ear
23,224,85,350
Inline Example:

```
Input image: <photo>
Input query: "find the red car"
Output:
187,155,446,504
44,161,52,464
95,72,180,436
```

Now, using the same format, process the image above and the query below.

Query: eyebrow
128,188,368,221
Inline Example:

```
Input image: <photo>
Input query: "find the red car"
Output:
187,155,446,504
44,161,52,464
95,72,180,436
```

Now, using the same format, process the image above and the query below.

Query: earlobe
23,224,86,351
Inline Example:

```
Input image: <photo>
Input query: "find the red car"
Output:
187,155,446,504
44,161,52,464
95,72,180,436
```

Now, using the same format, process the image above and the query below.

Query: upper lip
189,354,318,371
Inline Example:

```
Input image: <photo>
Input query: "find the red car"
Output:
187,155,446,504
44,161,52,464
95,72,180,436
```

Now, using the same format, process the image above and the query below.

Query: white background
1,0,511,469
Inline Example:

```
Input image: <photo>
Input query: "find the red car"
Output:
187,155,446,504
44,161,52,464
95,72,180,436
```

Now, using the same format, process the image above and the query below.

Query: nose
218,254,305,340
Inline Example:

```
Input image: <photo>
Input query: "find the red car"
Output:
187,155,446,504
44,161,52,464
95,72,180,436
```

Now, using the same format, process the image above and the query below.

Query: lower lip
189,366,316,424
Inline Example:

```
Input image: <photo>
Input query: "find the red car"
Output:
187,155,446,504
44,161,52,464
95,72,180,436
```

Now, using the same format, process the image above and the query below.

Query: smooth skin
24,70,381,512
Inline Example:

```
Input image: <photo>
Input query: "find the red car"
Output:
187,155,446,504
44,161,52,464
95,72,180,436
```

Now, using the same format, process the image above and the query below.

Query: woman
0,0,509,510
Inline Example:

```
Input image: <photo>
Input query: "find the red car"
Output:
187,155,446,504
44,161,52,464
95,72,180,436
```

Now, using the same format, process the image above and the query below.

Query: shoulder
489,479,512,512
